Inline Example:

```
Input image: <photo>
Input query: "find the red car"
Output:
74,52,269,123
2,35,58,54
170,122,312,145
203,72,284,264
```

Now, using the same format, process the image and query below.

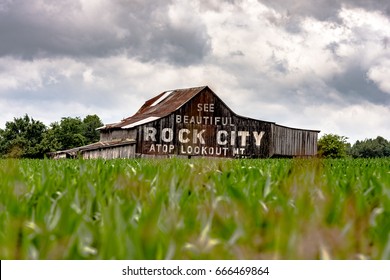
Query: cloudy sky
1,0,390,143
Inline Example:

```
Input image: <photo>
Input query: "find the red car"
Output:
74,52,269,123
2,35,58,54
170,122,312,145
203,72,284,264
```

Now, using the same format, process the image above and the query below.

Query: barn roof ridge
101,85,210,129
99,85,320,133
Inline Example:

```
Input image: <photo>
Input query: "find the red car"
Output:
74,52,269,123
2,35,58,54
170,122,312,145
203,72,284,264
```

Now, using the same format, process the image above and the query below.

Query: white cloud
0,57,44,91
303,103,390,143
367,59,390,94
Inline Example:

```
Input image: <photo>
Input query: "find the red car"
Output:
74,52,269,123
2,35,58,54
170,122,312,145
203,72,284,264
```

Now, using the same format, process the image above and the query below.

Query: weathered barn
52,86,319,159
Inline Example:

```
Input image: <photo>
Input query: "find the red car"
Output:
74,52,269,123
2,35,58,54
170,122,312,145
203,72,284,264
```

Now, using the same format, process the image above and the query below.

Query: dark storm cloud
260,0,390,21
331,65,390,106
0,0,211,65
261,0,341,22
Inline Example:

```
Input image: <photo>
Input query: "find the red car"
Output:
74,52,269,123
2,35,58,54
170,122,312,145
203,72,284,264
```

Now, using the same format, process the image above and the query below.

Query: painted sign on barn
136,87,273,158
52,86,319,159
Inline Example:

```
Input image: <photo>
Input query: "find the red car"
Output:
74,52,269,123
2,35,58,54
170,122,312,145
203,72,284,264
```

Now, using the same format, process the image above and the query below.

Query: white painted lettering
193,129,206,144
231,131,236,146
161,128,173,142
144,127,157,141
194,146,200,154
238,131,250,146
179,145,230,156
197,103,215,112
233,147,246,155
178,128,190,143
253,131,265,147
223,147,229,156
217,130,228,145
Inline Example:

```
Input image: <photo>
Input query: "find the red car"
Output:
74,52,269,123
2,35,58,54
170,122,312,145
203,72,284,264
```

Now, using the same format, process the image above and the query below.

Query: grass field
0,158,389,260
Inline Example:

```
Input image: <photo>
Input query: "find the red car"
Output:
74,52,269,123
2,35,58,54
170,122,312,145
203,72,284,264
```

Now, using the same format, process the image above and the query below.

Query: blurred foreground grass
0,158,389,259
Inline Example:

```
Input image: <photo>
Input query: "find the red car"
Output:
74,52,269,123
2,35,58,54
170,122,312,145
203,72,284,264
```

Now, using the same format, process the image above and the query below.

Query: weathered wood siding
271,124,318,157
231,116,272,158
82,144,136,159
100,129,136,141
137,115,175,155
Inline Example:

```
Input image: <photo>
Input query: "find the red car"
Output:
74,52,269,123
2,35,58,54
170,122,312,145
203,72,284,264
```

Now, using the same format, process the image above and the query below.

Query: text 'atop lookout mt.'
143,101,266,157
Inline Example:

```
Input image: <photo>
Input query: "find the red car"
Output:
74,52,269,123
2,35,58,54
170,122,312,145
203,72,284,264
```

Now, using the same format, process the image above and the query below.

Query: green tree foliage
52,117,86,150
82,114,103,143
0,114,47,158
46,115,104,151
39,122,62,154
350,136,390,158
318,134,349,158
0,114,104,158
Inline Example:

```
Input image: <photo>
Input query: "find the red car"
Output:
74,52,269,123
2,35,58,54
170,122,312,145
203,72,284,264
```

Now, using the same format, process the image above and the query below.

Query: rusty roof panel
51,139,136,156
105,86,207,129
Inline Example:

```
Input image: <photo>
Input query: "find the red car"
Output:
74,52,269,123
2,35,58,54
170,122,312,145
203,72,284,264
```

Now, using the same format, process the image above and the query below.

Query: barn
52,86,319,159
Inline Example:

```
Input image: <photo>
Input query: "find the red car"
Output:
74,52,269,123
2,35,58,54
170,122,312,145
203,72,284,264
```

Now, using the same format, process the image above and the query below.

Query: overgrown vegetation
318,134,390,159
0,114,103,158
317,134,349,158
1,158,389,259
350,136,390,158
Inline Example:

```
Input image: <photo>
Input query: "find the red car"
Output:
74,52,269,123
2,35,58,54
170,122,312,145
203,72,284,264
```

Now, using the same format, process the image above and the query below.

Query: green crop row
0,158,389,259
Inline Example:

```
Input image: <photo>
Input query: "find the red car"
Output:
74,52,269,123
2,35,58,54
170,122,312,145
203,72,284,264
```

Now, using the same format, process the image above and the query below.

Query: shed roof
101,86,207,129
50,139,136,157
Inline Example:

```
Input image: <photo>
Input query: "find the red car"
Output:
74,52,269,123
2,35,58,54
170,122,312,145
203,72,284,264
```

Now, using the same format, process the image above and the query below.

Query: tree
0,114,105,158
0,114,47,158
39,122,62,154
318,134,349,158
43,115,104,152
82,114,103,143
49,117,86,150
350,136,390,158
0,128,4,155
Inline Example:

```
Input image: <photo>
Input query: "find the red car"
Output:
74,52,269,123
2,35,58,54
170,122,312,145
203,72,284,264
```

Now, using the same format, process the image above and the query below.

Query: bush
318,134,349,158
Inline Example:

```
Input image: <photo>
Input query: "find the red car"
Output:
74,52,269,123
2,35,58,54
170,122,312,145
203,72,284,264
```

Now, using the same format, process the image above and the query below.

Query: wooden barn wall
271,124,318,157
100,129,136,141
82,144,136,159
231,116,272,158
137,87,273,158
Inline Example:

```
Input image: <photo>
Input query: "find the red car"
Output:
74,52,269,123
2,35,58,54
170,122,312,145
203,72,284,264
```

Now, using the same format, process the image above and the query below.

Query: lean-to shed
52,86,319,159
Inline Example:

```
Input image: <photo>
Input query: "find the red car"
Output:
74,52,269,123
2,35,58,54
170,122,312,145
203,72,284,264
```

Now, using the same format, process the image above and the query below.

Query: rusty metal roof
102,86,207,129
51,139,136,156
